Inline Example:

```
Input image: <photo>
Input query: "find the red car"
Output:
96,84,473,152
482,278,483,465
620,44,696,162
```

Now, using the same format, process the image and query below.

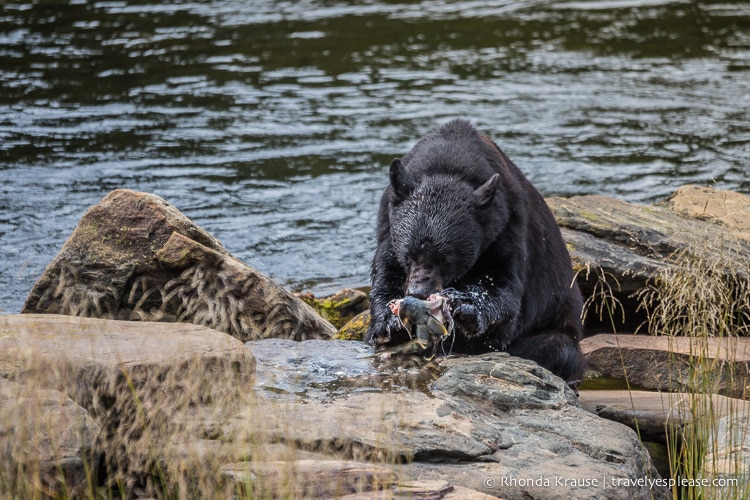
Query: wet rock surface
248,338,443,398
240,339,669,499
580,390,749,436
249,338,381,398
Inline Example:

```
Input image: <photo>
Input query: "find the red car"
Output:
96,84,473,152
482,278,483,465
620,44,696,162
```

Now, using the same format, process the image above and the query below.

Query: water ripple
1,0,748,313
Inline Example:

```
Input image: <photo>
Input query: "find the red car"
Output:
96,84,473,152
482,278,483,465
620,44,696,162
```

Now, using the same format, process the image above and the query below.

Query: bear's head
387,158,502,299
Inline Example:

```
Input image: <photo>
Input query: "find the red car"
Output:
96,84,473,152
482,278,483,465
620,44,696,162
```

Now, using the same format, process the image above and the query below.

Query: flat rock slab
237,340,668,500
22,188,336,341
580,389,750,480
582,334,750,362
0,314,255,370
549,194,750,264
580,390,690,438
582,333,750,397
223,459,397,498
580,390,750,433
0,314,256,491
0,378,100,498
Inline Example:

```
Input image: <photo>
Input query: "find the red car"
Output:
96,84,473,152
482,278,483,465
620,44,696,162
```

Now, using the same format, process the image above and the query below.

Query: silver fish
388,294,454,358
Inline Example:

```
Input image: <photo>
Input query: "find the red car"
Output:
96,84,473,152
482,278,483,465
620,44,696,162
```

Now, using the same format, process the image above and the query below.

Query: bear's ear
474,173,500,207
389,158,414,200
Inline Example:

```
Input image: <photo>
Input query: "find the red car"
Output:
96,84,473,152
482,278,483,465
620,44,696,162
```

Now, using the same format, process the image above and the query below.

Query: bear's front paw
452,302,481,337
369,313,406,345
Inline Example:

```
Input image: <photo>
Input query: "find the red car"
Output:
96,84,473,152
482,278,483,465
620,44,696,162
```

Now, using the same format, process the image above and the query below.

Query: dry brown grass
635,250,750,500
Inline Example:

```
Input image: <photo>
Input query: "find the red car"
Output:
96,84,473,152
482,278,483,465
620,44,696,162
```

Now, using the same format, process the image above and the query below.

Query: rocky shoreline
2,185,750,498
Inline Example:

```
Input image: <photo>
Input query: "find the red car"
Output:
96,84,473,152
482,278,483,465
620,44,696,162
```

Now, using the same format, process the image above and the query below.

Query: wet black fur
366,119,586,384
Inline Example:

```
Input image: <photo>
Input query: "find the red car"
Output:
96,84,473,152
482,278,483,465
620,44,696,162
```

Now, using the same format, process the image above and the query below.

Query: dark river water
1,1,749,314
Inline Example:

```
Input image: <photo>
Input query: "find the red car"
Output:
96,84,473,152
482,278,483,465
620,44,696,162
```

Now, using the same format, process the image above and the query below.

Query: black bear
366,119,586,386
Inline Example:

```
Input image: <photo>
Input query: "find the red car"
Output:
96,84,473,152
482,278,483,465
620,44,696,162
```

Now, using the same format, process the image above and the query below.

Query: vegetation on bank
642,251,749,500
587,246,750,500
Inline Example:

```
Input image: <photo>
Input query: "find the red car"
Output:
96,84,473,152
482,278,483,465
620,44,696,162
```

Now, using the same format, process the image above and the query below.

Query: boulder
663,185,750,237
547,192,750,329
335,309,370,341
0,314,256,494
22,189,336,341
0,378,100,498
581,333,750,397
0,321,685,499
237,339,669,500
297,288,369,329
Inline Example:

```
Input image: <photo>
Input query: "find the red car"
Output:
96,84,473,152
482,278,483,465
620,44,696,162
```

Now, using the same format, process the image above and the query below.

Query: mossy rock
298,289,369,329
335,310,370,341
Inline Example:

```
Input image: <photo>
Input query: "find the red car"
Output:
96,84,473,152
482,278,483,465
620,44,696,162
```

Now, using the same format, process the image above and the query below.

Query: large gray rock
22,189,336,341
239,339,669,500
547,192,750,329
0,320,679,499
0,314,256,494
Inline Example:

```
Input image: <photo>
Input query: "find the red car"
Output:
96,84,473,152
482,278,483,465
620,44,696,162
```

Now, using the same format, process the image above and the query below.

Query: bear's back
401,119,505,188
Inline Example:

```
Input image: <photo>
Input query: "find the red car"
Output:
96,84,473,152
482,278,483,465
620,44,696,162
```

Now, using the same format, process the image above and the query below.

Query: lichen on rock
297,288,369,329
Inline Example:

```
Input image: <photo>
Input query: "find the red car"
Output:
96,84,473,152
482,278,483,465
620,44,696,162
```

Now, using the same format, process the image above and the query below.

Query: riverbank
2,184,750,498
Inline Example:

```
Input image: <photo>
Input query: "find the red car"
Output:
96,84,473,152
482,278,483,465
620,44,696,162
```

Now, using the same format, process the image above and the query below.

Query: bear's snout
405,266,442,299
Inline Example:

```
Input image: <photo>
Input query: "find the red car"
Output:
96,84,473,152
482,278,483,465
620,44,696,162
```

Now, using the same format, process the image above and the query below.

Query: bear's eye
433,251,450,268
